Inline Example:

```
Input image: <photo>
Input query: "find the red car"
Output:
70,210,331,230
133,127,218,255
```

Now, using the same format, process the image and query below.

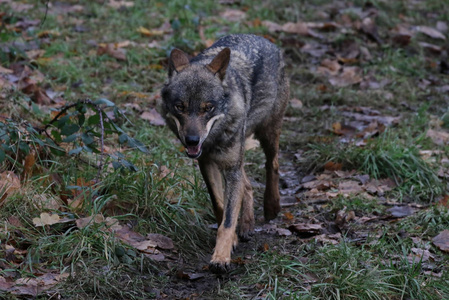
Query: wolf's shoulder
192,34,280,65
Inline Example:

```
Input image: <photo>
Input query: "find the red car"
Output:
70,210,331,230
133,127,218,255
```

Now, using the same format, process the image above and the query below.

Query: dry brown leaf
288,223,323,235
134,240,158,252
418,42,442,53
283,211,294,220
147,233,174,250
407,248,434,263
387,206,415,218
432,230,449,252
426,129,449,145
302,179,332,190
329,66,363,87
0,66,13,74
220,9,247,22
0,171,21,205
416,26,446,40
137,26,164,36
364,178,396,195
140,109,166,126
290,98,303,110
324,161,342,171
75,214,105,229
314,233,341,245
338,180,364,195
108,0,134,8
32,213,61,227
276,228,292,236
97,44,127,61
317,59,341,76
7,273,69,297
10,2,34,12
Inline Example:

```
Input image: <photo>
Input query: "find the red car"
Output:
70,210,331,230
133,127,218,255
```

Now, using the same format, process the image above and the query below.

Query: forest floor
0,0,449,299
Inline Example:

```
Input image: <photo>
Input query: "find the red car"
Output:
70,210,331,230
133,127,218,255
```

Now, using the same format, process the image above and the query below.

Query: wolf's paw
232,233,239,252
264,201,280,221
209,256,231,274
238,230,254,242
238,215,255,242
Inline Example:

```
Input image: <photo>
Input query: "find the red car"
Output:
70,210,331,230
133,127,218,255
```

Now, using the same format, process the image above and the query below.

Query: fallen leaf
137,26,164,36
283,211,294,220
0,171,21,205
288,223,323,236
134,240,158,252
146,233,174,250
176,270,206,281
432,230,449,252
8,273,69,297
338,180,364,195
416,26,446,40
97,44,127,61
436,21,448,33
361,17,383,44
290,98,303,110
75,214,105,229
32,213,61,227
418,42,442,54
387,206,415,218
140,109,166,126
220,9,246,22
324,161,342,171
277,228,292,236
328,66,363,87
407,248,434,263
108,0,134,9
317,59,341,76
426,129,449,145
0,66,14,74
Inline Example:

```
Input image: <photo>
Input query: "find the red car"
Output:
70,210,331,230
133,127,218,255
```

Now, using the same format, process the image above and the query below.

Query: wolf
161,34,289,272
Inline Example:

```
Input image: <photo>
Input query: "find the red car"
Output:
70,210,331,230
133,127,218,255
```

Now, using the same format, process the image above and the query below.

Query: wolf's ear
168,49,190,77
206,48,231,80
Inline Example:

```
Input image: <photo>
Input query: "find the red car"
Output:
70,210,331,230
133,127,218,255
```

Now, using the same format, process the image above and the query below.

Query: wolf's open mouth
186,144,202,158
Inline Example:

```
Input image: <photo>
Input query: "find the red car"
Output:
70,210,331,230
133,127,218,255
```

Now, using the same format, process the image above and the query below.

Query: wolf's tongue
186,145,201,156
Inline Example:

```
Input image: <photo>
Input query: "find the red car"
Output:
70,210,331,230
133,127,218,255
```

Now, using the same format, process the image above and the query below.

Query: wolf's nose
185,135,200,146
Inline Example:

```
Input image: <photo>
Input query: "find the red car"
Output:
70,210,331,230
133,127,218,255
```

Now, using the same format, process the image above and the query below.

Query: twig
40,0,50,27
96,104,105,181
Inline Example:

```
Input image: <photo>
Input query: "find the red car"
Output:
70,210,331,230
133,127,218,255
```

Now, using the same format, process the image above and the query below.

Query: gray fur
161,34,289,272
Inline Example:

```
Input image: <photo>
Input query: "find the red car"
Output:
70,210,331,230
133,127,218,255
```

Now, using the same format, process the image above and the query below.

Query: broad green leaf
81,133,94,145
127,137,149,153
51,130,62,143
78,113,85,127
57,115,70,129
119,133,128,144
94,98,115,107
68,147,83,155
19,141,30,154
63,134,78,143
87,114,100,126
61,124,80,136
0,149,5,163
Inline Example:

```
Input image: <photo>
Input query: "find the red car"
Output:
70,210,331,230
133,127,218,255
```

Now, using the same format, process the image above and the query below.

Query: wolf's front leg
209,165,244,273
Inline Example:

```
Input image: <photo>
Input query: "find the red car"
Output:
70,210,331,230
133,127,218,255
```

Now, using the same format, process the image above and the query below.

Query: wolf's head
161,48,231,159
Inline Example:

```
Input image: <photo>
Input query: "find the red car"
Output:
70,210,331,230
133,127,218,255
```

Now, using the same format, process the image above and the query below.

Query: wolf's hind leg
238,169,254,241
256,125,282,221
199,160,224,225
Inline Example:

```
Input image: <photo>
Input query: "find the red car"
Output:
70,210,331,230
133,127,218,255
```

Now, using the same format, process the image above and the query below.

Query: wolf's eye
205,105,214,113
175,104,185,112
